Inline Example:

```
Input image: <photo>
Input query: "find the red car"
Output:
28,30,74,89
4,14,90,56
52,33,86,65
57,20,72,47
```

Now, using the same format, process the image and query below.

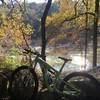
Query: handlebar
58,57,72,62
23,48,42,57
23,49,71,62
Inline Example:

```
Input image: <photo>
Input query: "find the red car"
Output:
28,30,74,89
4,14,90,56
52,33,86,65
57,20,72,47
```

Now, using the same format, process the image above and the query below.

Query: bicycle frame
23,49,71,91
33,55,67,91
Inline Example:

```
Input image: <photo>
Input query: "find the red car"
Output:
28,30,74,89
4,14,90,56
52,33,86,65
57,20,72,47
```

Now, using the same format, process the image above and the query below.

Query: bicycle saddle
58,57,72,62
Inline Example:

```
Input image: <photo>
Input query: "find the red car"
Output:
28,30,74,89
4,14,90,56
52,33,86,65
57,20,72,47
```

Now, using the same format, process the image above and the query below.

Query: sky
28,0,46,3
0,0,55,5
27,0,55,3
27,0,76,3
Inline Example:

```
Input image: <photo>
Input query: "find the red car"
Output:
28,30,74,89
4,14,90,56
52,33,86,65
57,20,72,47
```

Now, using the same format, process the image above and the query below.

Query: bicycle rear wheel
9,65,38,100
59,72,100,100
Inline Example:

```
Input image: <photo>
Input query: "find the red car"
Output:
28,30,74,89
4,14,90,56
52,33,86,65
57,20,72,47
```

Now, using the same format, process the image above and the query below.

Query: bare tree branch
74,0,80,16
8,0,27,17
61,12,95,24
7,0,14,16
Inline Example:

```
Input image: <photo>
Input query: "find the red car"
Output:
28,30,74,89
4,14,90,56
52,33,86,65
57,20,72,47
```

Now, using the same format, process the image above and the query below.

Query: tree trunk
93,0,99,67
84,0,88,68
41,0,52,61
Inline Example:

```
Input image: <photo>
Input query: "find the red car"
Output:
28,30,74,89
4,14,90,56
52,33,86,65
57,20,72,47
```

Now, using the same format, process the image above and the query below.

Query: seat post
58,57,72,74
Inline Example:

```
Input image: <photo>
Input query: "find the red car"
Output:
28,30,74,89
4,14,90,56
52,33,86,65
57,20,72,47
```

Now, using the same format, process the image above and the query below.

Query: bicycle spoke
9,66,38,100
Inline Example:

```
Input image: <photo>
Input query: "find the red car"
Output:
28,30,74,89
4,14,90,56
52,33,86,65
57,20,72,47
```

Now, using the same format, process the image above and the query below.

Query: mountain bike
8,48,100,100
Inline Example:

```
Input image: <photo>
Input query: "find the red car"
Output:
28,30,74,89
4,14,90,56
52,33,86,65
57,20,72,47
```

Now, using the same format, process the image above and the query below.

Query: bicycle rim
9,65,38,100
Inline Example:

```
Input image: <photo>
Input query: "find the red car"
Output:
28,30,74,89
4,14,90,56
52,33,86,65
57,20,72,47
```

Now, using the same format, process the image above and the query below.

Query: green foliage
5,55,21,69
0,54,6,68
9,47,20,55
0,47,21,69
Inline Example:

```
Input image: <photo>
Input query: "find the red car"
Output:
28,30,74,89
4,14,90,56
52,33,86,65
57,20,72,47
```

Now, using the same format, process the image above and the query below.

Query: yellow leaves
88,0,95,12
22,24,33,34
59,0,74,15
46,12,66,27
16,37,23,45
0,31,5,37
1,14,5,21
11,8,23,21
0,7,34,48
46,0,75,28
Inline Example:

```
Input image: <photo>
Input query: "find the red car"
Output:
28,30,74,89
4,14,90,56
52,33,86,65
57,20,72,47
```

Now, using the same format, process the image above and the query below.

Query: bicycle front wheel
9,65,38,100
59,72,100,100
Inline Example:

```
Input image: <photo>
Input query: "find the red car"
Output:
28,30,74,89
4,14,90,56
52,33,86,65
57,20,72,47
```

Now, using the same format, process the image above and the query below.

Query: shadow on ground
37,81,100,100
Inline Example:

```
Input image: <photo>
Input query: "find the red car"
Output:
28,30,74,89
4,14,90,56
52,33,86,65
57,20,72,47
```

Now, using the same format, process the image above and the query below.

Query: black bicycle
8,49,100,100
